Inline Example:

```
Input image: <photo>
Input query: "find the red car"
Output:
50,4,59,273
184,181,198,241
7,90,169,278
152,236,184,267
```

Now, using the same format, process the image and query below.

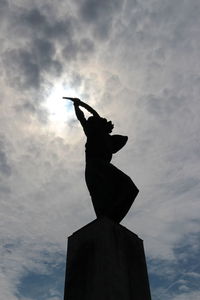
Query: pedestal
64,218,151,300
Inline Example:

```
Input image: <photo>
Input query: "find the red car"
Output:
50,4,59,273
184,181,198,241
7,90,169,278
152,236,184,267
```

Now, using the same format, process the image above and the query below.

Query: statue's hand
63,97,81,104
73,98,82,105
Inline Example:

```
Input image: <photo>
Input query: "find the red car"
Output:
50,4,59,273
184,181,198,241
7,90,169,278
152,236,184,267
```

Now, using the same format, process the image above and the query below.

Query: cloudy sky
1,0,200,299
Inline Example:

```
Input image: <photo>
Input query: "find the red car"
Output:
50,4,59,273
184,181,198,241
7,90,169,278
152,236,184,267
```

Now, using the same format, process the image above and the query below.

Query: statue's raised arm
63,97,100,117
63,97,100,134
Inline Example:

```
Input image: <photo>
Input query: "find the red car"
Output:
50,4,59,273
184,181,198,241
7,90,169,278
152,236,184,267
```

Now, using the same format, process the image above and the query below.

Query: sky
0,0,200,299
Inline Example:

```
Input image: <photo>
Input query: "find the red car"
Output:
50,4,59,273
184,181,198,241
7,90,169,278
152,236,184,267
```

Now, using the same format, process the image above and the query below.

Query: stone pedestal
64,218,151,300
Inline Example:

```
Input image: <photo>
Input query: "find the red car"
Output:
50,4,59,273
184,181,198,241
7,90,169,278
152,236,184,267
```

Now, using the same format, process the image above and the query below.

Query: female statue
63,97,139,223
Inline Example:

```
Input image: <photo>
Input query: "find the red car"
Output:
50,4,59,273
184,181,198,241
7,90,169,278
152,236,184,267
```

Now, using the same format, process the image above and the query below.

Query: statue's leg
85,159,115,218
85,160,139,223
104,164,139,223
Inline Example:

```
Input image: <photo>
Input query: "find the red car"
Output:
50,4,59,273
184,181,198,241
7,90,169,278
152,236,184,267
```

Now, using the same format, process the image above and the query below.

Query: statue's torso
85,132,112,162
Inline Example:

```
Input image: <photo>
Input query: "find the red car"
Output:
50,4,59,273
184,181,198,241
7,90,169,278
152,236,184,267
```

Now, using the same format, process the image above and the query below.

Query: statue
63,97,139,223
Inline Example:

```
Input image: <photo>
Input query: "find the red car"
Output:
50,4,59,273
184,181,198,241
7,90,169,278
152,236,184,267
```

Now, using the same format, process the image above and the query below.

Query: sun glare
41,82,81,135
44,84,77,123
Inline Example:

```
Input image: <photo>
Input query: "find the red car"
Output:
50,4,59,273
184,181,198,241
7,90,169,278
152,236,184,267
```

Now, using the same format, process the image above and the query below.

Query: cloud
0,149,11,176
0,0,8,17
62,37,95,62
4,48,41,90
172,291,200,300
16,251,65,300
2,5,95,91
0,137,12,177
13,6,75,41
0,0,200,299
77,0,123,39
148,232,200,299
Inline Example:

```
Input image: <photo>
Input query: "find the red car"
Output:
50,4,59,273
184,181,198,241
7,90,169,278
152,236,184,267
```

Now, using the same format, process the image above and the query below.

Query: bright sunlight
42,82,81,135
44,83,77,122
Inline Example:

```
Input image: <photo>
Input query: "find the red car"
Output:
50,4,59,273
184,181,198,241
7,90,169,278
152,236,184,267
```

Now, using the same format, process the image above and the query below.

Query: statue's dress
84,126,139,223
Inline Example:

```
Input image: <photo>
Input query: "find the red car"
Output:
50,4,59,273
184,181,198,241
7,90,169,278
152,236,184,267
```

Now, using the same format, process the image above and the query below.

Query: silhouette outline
63,97,139,223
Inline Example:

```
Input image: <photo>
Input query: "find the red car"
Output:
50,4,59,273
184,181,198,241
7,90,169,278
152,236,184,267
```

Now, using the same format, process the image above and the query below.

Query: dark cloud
0,183,11,195
4,48,41,90
77,0,123,39
79,38,95,54
62,37,95,61
0,136,12,177
139,87,187,118
3,38,62,90
78,0,122,22
0,149,11,176
19,7,76,42
3,6,96,91
34,38,61,73
14,100,48,124
0,0,8,17
62,40,79,61
21,8,47,29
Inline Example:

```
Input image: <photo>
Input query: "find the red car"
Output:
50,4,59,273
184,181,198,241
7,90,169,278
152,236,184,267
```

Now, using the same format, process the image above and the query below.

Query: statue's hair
87,116,114,134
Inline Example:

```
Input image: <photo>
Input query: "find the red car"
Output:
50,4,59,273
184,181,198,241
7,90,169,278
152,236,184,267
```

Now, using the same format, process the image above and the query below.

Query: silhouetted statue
63,97,139,223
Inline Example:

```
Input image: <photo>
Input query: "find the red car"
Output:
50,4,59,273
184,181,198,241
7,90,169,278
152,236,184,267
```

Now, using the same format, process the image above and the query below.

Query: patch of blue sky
16,252,66,300
65,100,73,112
148,232,200,299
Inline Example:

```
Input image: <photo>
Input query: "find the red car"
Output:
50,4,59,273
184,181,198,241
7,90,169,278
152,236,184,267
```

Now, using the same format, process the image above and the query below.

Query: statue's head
87,116,114,134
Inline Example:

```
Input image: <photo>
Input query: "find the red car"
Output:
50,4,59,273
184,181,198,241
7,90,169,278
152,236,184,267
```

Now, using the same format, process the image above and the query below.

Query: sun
41,82,82,136
43,83,77,125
